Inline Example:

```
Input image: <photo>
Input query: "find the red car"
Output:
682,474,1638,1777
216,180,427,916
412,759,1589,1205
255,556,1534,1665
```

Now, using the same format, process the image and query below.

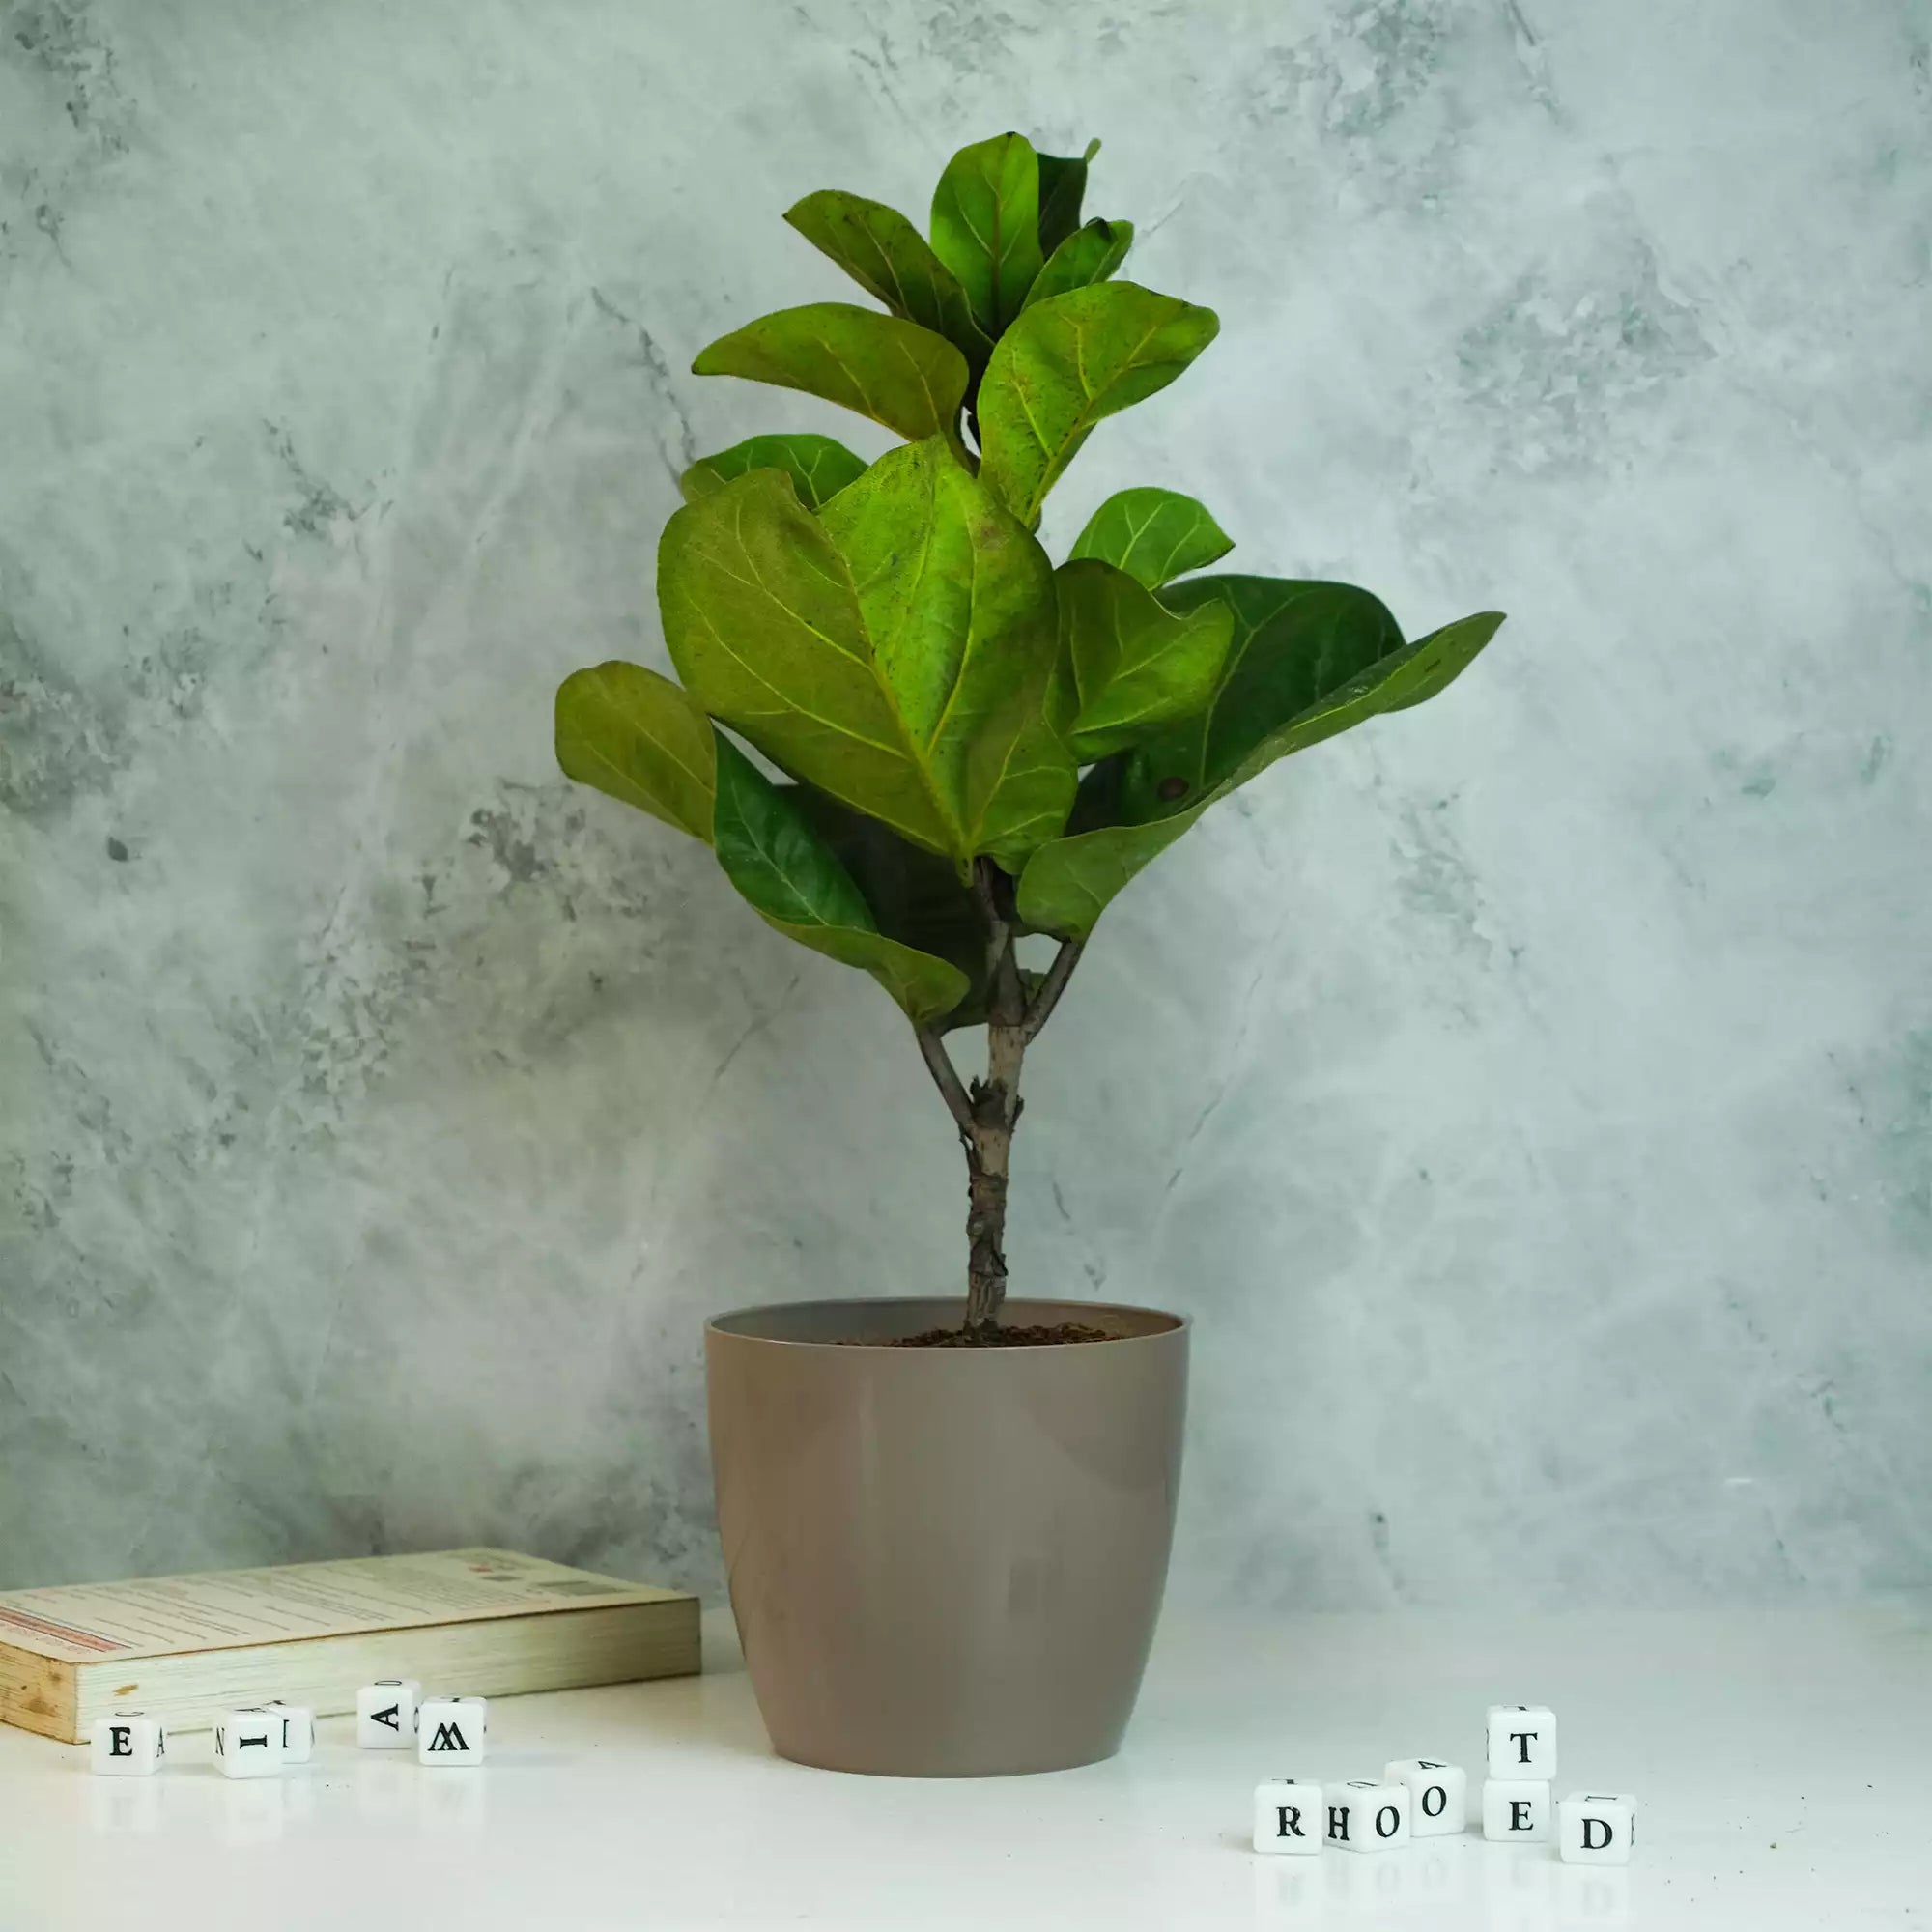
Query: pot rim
706,1295,1190,1350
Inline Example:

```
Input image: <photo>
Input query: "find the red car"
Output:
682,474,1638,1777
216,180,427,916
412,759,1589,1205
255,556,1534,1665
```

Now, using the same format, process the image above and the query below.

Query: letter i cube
1325,1779,1409,1852
1253,1777,1323,1855
355,1678,421,1749
1559,1791,1636,1864
1486,1703,1556,1778
417,1695,487,1766
1384,1758,1467,1836
267,1699,314,1763
213,1707,283,1778
90,1711,165,1776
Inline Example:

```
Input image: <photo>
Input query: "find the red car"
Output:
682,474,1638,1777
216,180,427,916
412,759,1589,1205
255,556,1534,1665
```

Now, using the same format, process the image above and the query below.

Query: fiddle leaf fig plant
555,131,1506,1331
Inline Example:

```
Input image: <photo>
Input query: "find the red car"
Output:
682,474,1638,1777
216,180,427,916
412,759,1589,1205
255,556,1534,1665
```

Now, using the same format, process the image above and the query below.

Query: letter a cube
417,1695,487,1766
1253,1777,1323,1855
356,1678,421,1749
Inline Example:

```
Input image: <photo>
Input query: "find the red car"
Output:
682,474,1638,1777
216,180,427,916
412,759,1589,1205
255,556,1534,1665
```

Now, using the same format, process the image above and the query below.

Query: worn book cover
0,1547,700,1743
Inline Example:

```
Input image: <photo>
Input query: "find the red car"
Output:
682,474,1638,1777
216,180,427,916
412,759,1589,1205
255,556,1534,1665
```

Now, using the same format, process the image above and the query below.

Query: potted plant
554,130,1504,1776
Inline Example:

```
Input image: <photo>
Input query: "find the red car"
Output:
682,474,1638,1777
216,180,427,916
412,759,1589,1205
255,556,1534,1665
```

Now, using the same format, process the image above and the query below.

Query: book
0,1547,700,1744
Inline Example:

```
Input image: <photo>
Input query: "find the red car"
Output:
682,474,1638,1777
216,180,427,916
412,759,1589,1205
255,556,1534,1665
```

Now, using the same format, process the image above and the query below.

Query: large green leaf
1017,589,1507,937
691,303,967,447
1035,137,1100,256
554,661,716,842
680,433,867,510
1049,559,1236,762
712,739,969,1026
976,282,1220,526
1024,217,1133,310
784,190,992,372
1069,487,1233,588
929,132,1044,339
657,439,1074,874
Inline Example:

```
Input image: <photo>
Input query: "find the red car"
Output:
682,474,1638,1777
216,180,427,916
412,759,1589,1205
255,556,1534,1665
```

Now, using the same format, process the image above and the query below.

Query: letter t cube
1486,1703,1556,1778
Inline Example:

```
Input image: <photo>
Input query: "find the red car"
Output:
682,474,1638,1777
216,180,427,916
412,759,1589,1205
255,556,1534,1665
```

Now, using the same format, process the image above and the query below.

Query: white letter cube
1486,1703,1556,1778
1559,1791,1636,1864
213,1707,283,1778
1325,1779,1408,1852
417,1695,487,1766
355,1679,421,1749
1483,1777,1552,1842
1384,1758,1466,1836
1252,1777,1323,1854
90,1711,165,1776
267,1700,314,1763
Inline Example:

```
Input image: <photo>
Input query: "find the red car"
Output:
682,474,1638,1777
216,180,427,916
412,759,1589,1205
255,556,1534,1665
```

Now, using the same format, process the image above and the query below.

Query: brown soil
862,1321,1116,1349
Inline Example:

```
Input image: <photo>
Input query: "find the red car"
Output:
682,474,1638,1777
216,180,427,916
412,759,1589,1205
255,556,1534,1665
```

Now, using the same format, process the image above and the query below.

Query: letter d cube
1559,1791,1636,1864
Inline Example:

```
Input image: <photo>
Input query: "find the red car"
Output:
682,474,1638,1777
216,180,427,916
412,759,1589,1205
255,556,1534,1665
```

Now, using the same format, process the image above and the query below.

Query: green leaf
1049,559,1236,762
712,739,970,1026
657,439,1075,874
784,190,992,370
1069,486,1233,588
1035,137,1100,256
692,303,968,447
929,132,1044,339
977,282,1220,526
1017,587,1506,937
554,661,716,842
680,433,867,510
1024,217,1134,310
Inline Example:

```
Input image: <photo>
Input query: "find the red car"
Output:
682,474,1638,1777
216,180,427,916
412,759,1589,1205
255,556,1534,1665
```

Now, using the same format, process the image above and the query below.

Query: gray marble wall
4,0,1928,1611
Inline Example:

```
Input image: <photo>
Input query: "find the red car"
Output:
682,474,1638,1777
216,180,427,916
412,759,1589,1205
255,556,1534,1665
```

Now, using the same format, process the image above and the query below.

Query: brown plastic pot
705,1296,1189,1777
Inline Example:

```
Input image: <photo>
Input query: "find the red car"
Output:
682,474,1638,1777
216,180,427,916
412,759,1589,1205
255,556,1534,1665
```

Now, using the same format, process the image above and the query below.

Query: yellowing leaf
554,661,716,842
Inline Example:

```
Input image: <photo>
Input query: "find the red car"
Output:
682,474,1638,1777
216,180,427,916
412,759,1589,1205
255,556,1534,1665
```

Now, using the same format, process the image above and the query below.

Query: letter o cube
1252,1777,1323,1855
1559,1791,1636,1865
1384,1757,1467,1836
90,1710,165,1776
1325,1779,1409,1853
417,1695,487,1766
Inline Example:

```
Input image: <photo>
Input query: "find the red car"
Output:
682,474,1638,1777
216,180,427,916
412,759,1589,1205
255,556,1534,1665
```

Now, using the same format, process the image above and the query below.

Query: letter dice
1483,1778,1552,1842
355,1678,422,1749
1559,1791,1636,1865
1486,1703,1555,1778
90,1711,165,1776
417,1695,487,1766
1325,1779,1409,1853
267,1700,314,1763
213,1707,283,1778
1384,1758,1466,1836
1253,1777,1323,1855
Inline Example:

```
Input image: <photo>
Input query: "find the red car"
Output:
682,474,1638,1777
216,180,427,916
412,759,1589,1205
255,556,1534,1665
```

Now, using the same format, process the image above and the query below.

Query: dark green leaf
554,661,716,842
1017,588,1507,936
692,303,968,447
1049,559,1236,762
784,190,992,369
929,132,1044,338
658,440,1074,873
680,433,867,510
1069,486,1233,587
1024,217,1133,310
1036,137,1100,256
712,739,970,1025
977,282,1220,526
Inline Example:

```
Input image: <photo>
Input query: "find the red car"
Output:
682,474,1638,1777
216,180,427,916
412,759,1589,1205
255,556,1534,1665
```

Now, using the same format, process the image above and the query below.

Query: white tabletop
2,1604,1924,1928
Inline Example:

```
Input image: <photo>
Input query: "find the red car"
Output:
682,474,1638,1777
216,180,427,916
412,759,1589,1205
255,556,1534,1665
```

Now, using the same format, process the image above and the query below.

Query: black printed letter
1422,1784,1445,1818
1327,1804,1349,1842
108,1725,131,1756
1376,1806,1400,1839
1510,1729,1534,1765
1510,1799,1532,1831
1583,1818,1612,1850
1274,1806,1304,1839
427,1721,468,1753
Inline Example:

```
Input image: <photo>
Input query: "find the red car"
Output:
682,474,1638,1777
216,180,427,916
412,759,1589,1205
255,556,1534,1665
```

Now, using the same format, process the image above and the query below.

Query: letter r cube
1252,1777,1323,1855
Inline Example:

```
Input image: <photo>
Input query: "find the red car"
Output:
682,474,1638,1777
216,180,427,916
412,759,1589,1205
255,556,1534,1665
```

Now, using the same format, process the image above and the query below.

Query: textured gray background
4,0,1928,1611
